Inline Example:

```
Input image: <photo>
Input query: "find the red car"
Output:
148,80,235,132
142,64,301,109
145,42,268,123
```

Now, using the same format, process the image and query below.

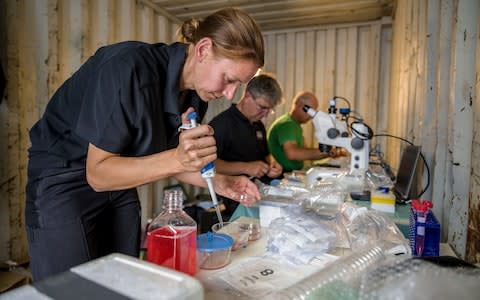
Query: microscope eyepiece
302,105,311,112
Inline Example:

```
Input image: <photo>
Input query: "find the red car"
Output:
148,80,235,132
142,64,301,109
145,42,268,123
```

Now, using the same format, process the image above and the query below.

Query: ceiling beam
138,0,182,23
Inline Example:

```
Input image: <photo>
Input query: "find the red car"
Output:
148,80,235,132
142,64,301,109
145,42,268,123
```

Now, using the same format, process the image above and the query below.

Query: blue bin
409,208,441,256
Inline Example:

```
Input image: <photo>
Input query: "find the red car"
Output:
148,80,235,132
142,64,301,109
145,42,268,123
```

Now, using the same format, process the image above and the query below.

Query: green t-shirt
267,113,304,171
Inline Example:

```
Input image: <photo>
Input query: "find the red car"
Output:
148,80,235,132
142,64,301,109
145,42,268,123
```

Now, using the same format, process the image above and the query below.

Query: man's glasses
251,95,275,114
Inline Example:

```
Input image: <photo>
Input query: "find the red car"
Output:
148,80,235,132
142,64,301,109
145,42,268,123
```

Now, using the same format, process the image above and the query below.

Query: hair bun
176,18,199,43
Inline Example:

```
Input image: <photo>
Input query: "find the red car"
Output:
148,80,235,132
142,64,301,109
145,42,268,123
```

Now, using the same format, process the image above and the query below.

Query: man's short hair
246,73,283,107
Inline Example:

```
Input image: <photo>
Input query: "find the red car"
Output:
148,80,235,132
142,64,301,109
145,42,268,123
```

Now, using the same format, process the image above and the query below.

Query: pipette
187,112,224,225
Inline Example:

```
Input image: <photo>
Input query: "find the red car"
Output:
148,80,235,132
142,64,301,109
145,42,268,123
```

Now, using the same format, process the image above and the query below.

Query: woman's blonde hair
177,8,264,67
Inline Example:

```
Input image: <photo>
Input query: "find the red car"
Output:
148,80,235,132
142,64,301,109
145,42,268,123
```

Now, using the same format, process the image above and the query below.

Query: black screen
394,145,421,201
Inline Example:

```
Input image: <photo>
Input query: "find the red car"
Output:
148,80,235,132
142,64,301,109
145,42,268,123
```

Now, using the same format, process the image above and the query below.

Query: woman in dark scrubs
26,7,264,281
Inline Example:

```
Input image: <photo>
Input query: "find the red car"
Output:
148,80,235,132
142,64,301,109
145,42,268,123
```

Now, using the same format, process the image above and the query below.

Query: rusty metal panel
137,3,156,43
0,0,11,264
447,0,478,259
57,0,88,81
87,0,115,56
375,24,391,155
389,0,479,262
0,0,179,263
429,0,453,244
466,0,480,263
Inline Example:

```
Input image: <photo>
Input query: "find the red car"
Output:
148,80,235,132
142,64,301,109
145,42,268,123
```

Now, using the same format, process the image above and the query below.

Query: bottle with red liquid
146,190,197,276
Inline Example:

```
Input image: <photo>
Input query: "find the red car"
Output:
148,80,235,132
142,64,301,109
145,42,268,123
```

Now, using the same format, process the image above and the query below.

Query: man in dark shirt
209,73,283,217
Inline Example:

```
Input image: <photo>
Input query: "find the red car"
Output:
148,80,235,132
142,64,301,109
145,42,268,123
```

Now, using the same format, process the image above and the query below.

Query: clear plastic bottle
146,190,197,276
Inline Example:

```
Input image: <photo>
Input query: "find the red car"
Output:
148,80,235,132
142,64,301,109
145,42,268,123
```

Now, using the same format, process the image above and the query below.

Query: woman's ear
194,37,213,62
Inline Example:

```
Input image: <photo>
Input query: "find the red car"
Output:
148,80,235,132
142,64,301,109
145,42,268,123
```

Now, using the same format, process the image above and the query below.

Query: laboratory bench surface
195,219,457,300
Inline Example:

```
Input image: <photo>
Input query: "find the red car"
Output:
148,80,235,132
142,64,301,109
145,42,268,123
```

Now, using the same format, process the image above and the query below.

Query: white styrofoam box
0,253,203,300
71,253,203,300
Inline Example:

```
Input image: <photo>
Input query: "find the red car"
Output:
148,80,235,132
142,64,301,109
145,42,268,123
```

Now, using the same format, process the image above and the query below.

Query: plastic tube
411,199,432,256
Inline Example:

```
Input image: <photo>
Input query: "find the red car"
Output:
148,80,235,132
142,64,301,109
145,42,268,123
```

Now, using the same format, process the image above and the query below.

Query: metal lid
197,232,233,252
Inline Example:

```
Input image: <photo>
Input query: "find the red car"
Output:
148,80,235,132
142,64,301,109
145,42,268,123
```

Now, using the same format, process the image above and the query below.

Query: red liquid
146,226,197,276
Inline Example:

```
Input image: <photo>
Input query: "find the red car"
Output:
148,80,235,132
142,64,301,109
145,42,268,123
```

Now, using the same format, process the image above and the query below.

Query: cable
333,96,351,110
347,115,374,140
373,133,413,146
373,134,430,199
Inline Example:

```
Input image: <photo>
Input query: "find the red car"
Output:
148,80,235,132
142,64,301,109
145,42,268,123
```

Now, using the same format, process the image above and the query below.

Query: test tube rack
409,208,441,256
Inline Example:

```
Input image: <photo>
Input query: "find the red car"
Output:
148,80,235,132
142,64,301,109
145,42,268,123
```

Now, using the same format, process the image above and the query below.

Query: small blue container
197,232,234,269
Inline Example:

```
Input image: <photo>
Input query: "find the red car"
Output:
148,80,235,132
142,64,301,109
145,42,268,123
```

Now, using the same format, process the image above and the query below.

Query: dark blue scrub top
28,42,207,176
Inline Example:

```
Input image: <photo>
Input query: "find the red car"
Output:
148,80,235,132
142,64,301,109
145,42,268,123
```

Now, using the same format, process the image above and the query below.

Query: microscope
303,98,370,187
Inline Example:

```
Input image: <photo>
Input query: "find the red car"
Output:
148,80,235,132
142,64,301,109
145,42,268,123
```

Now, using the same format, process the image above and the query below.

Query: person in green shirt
267,91,341,172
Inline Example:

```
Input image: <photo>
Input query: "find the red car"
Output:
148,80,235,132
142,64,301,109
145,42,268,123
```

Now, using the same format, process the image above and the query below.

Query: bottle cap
411,199,433,212
377,186,390,193
197,232,233,252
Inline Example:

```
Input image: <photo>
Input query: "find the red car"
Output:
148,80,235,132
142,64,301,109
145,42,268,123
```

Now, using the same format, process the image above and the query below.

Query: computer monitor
393,145,421,203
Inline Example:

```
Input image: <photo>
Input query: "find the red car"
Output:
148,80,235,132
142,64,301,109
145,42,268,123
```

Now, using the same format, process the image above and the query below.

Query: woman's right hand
175,108,217,172
175,124,217,172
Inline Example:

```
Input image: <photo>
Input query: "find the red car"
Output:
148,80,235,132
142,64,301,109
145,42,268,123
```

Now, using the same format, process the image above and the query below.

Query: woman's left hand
213,174,260,206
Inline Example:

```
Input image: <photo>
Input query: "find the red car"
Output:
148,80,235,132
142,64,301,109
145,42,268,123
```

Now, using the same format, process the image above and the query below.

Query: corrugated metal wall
1,0,479,264
0,0,182,263
262,22,391,151
388,0,479,261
